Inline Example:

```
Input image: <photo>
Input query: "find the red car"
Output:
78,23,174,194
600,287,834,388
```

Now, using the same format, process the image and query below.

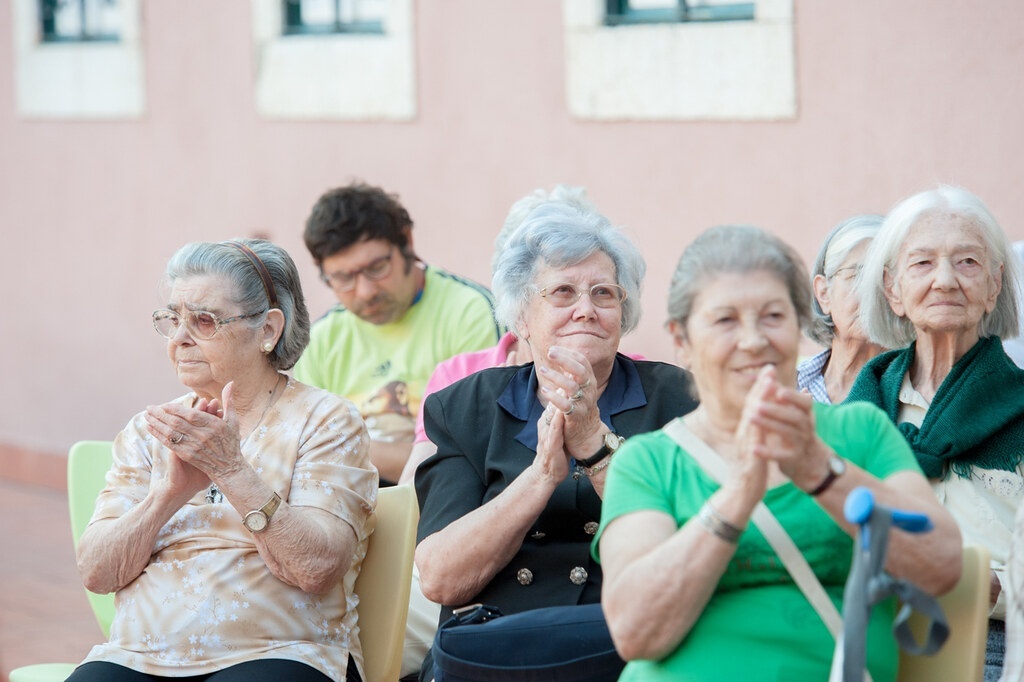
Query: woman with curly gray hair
71,239,376,682
414,199,697,680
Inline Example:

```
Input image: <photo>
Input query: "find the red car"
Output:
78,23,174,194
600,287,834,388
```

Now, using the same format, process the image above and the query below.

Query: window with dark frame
282,0,386,35
39,0,121,43
605,0,755,26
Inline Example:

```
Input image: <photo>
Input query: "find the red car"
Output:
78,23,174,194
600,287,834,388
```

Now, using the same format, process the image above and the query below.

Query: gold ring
564,403,576,416
570,388,584,401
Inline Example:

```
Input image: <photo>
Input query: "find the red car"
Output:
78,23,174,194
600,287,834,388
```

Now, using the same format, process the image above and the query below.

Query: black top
416,355,698,621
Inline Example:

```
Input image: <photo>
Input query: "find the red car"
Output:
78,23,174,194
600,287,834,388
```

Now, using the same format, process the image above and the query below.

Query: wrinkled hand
537,346,602,456
145,381,247,488
157,448,210,503
743,366,832,490
533,403,572,483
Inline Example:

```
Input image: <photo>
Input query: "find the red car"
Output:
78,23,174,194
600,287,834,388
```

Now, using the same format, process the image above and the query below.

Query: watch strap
808,458,843,497
577,433,622,468
261,491,282,519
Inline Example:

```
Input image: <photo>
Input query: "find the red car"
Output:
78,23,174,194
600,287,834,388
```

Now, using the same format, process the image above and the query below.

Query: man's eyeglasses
536,282,627,309
320,248,394,292
152,309,265,340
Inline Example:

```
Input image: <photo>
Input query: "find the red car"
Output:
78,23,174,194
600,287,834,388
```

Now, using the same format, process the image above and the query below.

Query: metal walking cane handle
838,487,947,682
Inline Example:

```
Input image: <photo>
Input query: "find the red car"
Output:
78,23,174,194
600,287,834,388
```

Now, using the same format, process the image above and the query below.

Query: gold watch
243,492,282,533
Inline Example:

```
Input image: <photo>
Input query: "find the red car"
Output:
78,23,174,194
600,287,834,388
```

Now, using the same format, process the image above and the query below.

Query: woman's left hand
537,345,604,456
145,381,248,484
744,371,834,490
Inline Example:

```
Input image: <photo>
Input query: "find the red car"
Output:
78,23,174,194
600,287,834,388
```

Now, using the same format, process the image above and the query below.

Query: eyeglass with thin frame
152,309,266,340
320,247,395,292
828,265,862,284
535,282,627,309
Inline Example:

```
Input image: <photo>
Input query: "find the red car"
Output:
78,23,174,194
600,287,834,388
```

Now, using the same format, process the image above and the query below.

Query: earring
262,342,274,353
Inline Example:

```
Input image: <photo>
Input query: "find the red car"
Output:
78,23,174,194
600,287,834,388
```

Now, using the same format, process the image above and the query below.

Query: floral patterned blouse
81,377,377,679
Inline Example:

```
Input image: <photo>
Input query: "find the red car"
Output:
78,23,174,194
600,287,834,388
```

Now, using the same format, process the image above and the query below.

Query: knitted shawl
845,336,1024,479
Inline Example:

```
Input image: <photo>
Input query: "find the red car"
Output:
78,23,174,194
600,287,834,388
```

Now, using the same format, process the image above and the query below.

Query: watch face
245,511,269,533
831,456,847,476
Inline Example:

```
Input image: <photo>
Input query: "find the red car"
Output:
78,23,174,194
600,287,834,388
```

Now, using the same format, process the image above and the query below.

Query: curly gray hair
492,201,645,337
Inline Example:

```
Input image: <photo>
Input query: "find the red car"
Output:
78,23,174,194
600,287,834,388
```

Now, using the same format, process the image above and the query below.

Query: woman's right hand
533,402,571,483
161,449,209,502
729,366,773,500
147,395,229,505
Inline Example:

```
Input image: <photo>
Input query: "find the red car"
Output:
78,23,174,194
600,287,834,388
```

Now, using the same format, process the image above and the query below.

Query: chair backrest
897,544,990,682
354,484,418,682
68,440,117,638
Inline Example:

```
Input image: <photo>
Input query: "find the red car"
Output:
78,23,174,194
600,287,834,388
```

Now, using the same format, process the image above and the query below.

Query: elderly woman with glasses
848,186,1024,681
413,200,698,679
798,214,887,403
69,239,376,682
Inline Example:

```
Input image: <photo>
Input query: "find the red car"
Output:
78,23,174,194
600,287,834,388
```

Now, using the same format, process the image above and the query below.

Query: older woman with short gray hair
414,199,697,679
798,214,887,403
71,239,375,682
848,185,1024,681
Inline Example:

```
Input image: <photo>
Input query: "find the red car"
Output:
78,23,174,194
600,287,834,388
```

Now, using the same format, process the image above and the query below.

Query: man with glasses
293,181,501,486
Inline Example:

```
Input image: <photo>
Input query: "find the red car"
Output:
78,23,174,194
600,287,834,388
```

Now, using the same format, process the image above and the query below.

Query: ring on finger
564,403,576,416
570,388,584,402
579,379,591,389
170,432,185,445
544,413,553,426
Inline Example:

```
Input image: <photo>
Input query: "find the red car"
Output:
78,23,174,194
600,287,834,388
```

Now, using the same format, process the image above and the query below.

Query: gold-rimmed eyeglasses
152,309,265,340
536,282,627,309
320,248,395,292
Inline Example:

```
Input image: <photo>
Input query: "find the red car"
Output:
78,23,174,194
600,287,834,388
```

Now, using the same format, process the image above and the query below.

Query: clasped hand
735,366,834,493
144,382,246,503
534,346,603,480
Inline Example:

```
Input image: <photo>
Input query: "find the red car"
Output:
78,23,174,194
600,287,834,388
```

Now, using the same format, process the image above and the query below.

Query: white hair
859,186,1020,348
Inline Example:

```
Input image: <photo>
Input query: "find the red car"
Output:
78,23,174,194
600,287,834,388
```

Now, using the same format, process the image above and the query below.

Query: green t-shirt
595,401,921,682
293,266,500,444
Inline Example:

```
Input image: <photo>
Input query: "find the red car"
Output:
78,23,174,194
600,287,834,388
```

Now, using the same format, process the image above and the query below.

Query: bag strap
663,418,843,636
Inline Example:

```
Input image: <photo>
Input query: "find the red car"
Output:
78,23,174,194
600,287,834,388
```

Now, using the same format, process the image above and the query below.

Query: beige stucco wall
2,0,1023,457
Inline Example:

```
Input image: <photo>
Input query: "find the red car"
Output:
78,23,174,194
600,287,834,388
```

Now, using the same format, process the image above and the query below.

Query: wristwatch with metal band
243,492,282,533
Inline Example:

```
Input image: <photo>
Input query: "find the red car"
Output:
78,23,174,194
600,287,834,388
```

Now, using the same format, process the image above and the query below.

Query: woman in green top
595,225,962,681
